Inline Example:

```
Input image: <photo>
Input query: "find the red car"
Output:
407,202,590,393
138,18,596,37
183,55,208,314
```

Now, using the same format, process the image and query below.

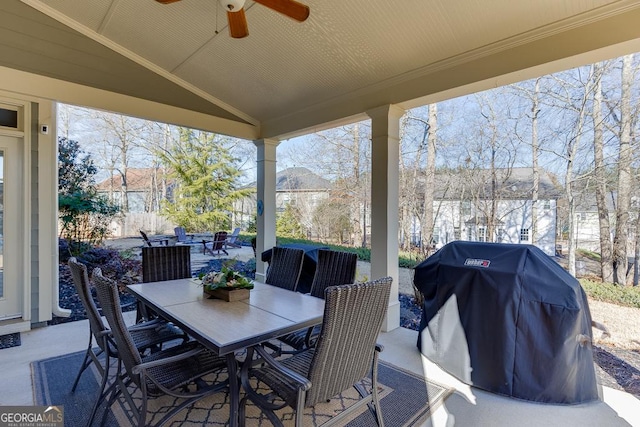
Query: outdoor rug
32,349,453,426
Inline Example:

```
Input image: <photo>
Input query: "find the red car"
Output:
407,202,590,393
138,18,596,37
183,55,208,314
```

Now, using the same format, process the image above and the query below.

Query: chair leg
371,361,384,427
295,390,305,427
87,352,112,427
71,338,93,392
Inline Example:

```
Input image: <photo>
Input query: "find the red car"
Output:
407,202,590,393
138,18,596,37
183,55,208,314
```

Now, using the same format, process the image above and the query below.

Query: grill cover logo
464,258,490,268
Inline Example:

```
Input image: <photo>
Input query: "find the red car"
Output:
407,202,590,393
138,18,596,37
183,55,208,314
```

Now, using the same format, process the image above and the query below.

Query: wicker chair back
306,277,392,406
142,245,192,283
265,246,305,291
67,258,110,351
92,268,144,386
309,250,358,299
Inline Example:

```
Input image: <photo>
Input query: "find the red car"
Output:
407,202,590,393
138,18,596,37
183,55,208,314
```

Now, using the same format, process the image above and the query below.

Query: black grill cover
414,241,598,404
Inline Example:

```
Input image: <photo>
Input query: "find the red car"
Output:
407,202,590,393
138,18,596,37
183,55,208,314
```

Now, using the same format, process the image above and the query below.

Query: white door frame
0,97,31,334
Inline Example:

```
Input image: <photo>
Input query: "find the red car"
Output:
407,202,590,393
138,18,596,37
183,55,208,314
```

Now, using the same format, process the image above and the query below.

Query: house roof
432,167,563,200
3,1,640,141
244,167,331,191
95,168,166,192
275,167,331,191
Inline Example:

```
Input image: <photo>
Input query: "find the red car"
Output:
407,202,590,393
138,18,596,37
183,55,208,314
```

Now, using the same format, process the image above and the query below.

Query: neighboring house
234,167,332,233
411,168,562,256
572,190,614,252
96,167,169,213
96,168,176,236
572,189,638,253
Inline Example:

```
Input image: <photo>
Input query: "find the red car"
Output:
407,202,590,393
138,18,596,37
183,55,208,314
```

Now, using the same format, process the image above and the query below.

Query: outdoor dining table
127,278,325,427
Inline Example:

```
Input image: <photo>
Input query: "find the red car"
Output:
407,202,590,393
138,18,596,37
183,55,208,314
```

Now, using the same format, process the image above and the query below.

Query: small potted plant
201,265,254,301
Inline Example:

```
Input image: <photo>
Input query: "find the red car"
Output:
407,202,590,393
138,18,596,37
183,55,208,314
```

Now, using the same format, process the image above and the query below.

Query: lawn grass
581,279,640,309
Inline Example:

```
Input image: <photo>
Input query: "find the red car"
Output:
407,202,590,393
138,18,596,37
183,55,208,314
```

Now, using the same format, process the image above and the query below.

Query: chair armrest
252,345,312,391
133,345,204,374
127,318,165,331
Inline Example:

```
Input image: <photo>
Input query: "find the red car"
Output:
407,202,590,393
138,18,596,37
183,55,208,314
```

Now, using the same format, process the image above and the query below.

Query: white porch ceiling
4,0,640,140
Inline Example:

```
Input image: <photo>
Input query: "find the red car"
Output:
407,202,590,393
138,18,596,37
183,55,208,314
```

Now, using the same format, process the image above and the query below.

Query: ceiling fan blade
227,9,249,38
155,0,182,4
253,0,310,22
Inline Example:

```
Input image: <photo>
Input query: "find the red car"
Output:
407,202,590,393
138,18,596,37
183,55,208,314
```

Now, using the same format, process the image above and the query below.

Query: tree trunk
592,61,614,282
612,54,633,285
634,211,640,286
565,77,591,276
422,104,437,252
531,79,540,245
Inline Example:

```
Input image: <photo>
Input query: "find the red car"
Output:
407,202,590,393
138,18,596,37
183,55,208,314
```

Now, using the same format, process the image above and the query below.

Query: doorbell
40,124,49,134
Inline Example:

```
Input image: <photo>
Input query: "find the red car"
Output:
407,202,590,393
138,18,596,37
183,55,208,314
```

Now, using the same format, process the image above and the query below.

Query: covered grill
414,241,599,404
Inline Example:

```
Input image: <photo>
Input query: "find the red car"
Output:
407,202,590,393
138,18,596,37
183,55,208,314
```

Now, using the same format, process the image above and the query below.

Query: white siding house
415,168,561,256
233,167,332,234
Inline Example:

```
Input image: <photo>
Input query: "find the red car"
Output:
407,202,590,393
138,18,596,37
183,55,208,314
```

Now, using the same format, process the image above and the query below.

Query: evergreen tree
159,129,249,232
276,203,306,238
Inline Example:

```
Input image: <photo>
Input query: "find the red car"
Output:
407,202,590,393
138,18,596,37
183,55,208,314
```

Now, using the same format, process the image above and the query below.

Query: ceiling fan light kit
155,0,309,39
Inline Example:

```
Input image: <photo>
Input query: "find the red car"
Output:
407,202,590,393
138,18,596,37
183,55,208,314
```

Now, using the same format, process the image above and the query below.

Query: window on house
432,227,440,246
520,228,530,242
543,200,551,210
496,228,505,242
478,226,487,242
461,201,471,217
454,227,461,240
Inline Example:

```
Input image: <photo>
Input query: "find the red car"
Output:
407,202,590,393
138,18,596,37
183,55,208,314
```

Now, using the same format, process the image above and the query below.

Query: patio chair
139,230,170,247
67,258,188,426
239,277,393,427
226,227,242,248
272,249,358,354
202,231,229,256
142,245,192,283
92,268,229,427
137,245,192,322
174,226,199,245
265,246,305,291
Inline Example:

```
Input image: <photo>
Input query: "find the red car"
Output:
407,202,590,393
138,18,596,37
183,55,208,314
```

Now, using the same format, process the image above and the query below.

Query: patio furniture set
67,244,391,426
140,227,243,258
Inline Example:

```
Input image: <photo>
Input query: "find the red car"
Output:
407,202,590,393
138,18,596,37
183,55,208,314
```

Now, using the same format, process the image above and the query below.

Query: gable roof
95,168,166,192
275,167,332,191
432,167,562,200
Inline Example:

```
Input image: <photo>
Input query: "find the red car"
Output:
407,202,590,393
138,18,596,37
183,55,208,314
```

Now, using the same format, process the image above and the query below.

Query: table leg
226,354,240,427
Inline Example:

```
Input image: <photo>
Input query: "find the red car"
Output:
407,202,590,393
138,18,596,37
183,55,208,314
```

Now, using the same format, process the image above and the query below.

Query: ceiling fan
155,0,310,39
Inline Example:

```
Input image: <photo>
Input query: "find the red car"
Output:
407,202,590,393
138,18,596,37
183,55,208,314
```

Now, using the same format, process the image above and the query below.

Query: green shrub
272,236,427,268
580,279,640,309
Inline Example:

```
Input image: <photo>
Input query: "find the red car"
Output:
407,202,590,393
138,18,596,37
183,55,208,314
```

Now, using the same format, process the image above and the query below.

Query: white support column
367,104,404,332
254,139,279,282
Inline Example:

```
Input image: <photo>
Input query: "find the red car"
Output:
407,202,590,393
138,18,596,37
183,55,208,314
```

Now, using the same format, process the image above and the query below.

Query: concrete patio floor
1,318,639,426
1,239,638,425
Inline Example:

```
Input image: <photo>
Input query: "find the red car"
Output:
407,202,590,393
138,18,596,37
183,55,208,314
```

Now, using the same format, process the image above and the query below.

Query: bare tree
422,104,437,252
280,122,371,247
612,54,634,285
592,61,614,282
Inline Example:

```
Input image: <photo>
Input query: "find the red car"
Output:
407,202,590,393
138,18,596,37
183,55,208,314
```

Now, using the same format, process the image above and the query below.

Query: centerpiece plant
200,265,254,292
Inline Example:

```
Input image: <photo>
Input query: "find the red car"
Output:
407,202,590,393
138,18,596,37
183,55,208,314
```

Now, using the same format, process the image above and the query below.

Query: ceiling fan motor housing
220,0,246,12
